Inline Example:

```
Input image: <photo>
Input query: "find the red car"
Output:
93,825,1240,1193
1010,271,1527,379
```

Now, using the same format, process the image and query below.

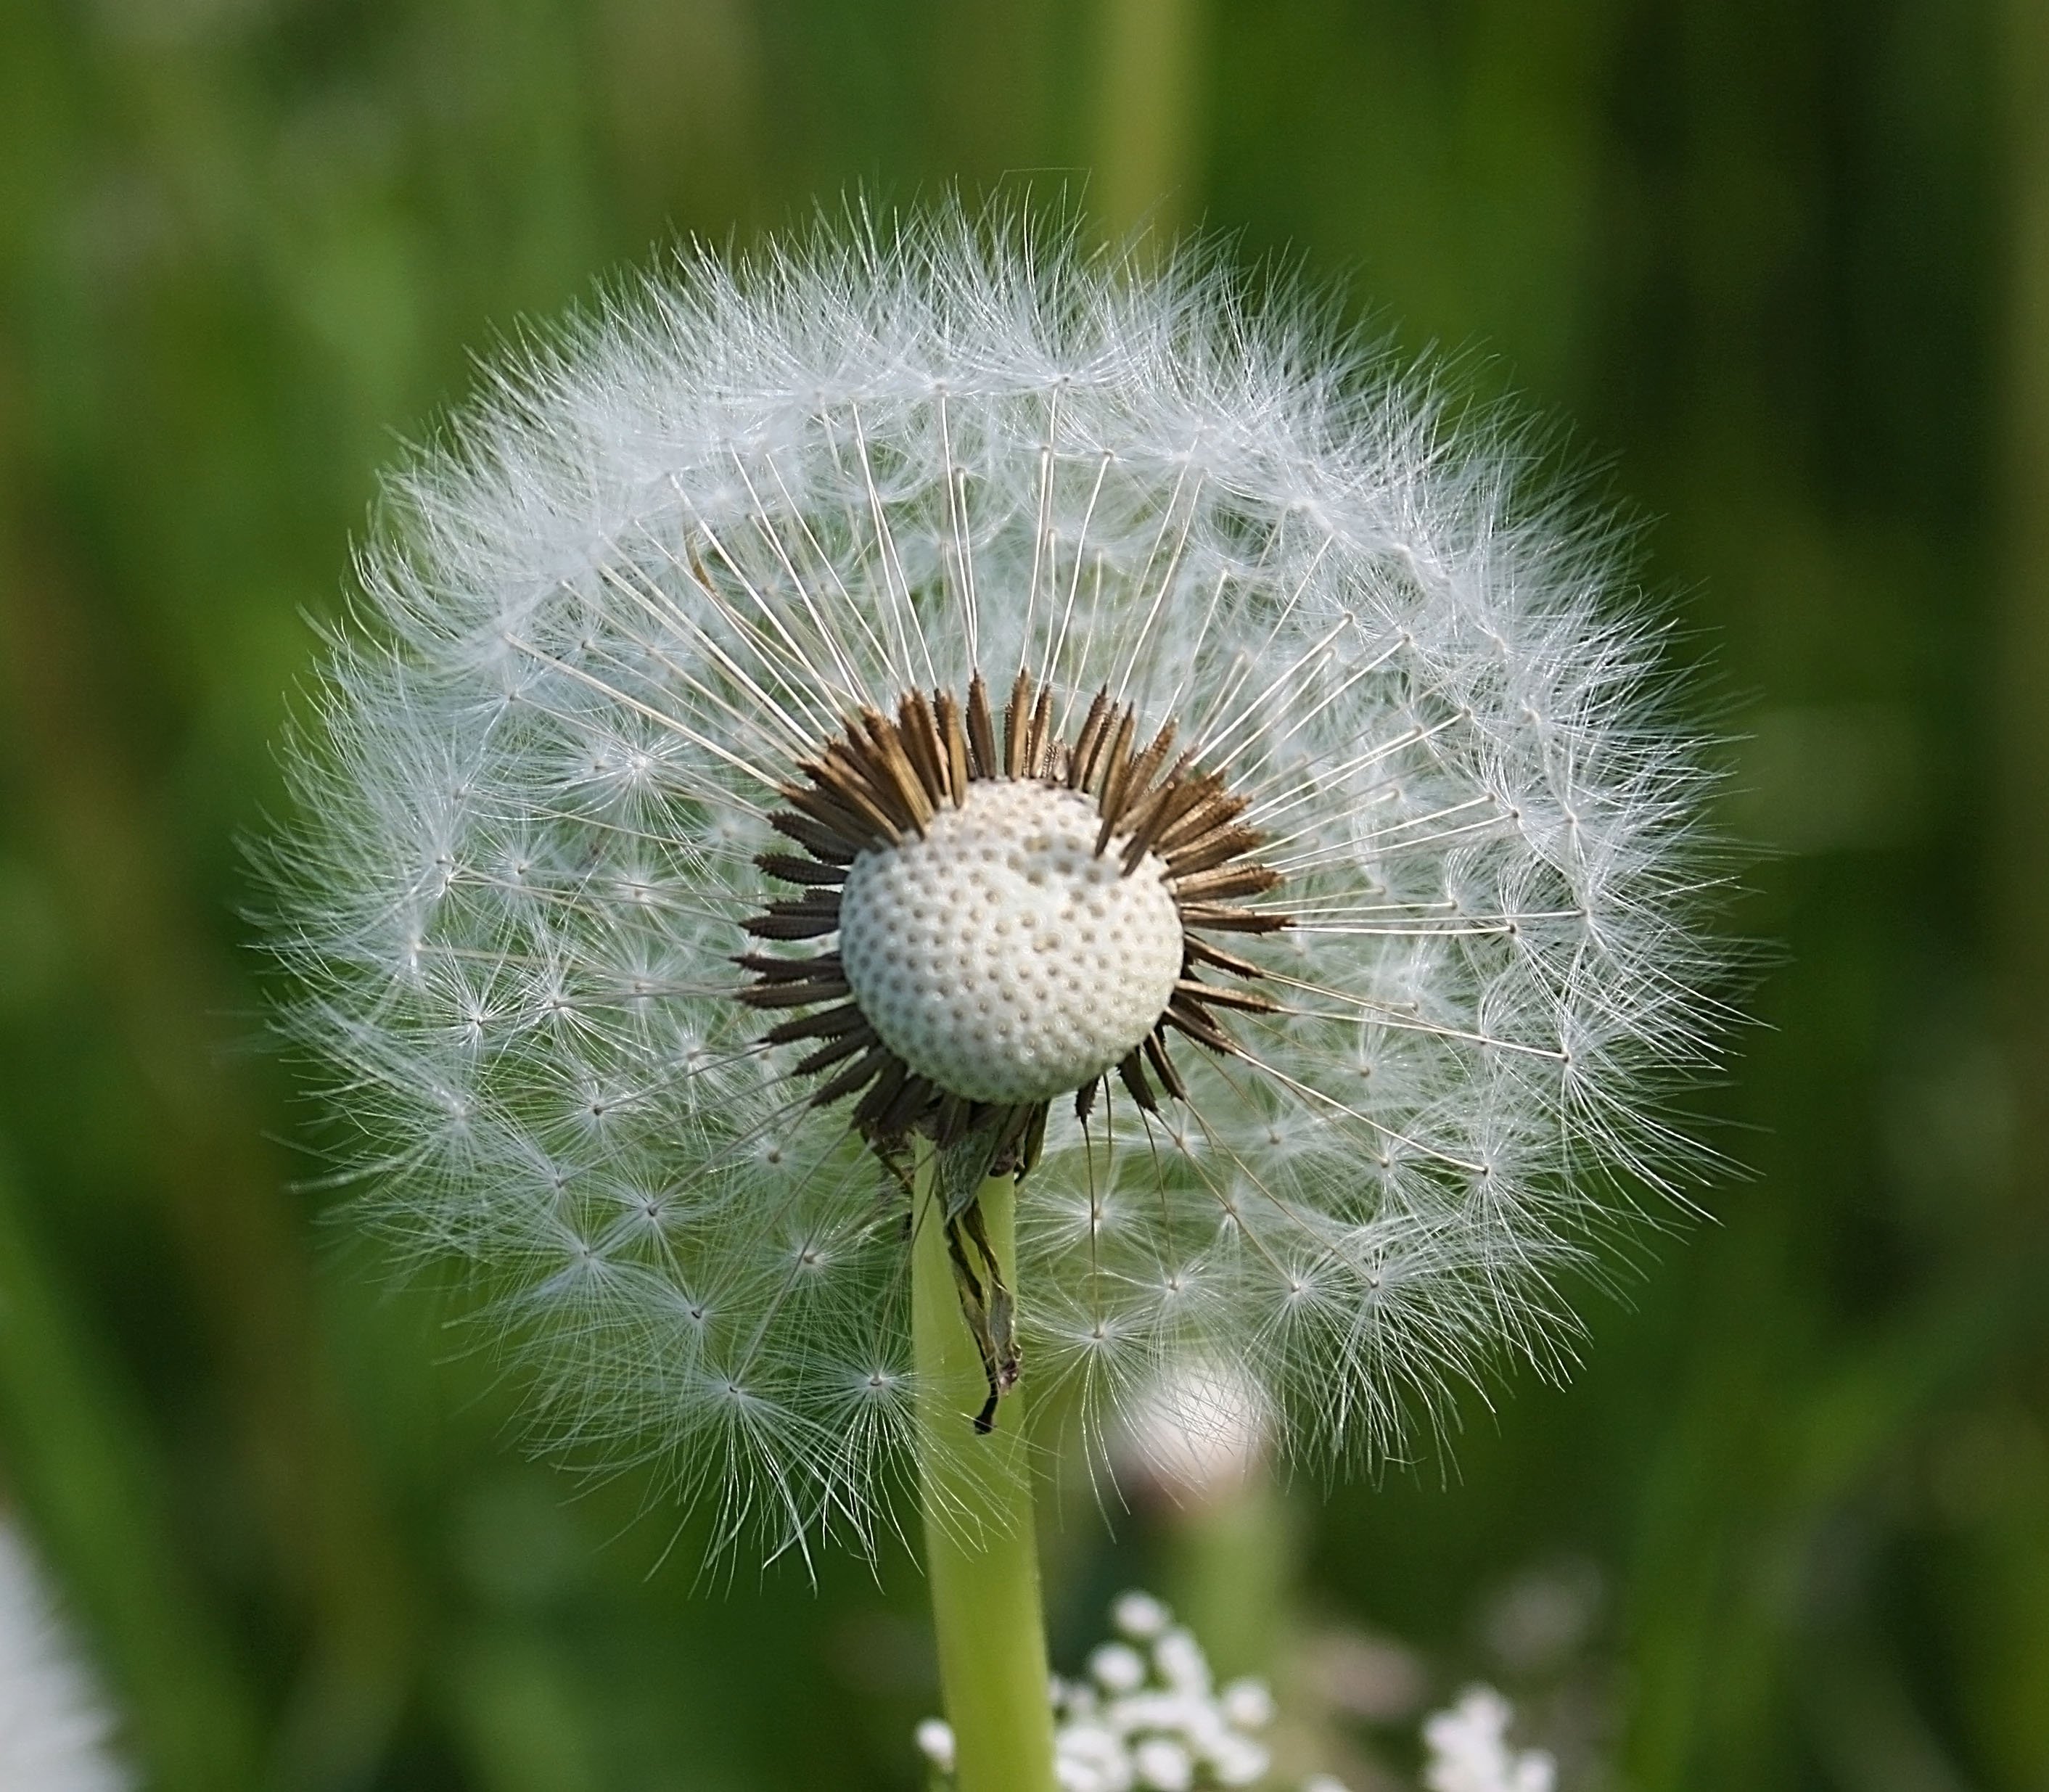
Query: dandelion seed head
268,201,1728,1555
0,1522,131,1792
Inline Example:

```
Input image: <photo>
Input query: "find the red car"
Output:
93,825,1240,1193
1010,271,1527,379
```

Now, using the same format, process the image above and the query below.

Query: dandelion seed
269,202,1725,1558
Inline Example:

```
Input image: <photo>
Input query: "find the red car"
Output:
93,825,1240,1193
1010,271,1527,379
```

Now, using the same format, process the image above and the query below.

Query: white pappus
267,202,1727,1558
0,1520,130,1792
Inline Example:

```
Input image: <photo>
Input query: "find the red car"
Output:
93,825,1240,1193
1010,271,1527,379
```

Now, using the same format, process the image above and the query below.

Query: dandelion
269,203,1723,1792
1113,1353,1271,1503
0,1520,130,1792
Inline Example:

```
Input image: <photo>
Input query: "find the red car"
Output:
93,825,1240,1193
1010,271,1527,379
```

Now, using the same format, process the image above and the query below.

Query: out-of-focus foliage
0,1,2040,1788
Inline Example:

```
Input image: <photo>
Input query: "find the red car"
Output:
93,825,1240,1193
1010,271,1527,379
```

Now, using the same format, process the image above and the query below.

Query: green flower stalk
268,205,1725,1784
913,1156,1057,1790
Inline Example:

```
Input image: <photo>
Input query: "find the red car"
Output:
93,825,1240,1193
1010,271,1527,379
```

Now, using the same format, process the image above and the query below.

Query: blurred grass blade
0,421,417,1784
1092,0,1202,239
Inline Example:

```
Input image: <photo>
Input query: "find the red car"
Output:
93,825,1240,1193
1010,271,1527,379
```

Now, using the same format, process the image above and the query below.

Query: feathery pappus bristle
264,200,1731,1560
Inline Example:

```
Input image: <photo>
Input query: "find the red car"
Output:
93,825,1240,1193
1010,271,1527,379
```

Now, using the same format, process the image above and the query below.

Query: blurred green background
1,1,2045,1787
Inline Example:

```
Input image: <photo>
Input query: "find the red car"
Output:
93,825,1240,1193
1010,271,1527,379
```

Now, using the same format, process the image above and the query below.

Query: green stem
911,1153,1058,1792
1165,1474,1296,1686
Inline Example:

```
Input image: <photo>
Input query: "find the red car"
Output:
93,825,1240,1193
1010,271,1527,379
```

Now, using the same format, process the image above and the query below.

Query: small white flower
1058,1677,1103,1722
0,1522,130,1792
1208,1734,1270,1786
915,1717,957,1774
1057,1721,1134,1792
1218,1677,1275,1730
1133,1736,1195,1791
1109,1689,1200,1737
1152,1629,1212,1698
1091,1640,1149,1694
1421,1686,1555,1792
273,203,1727,1553
1112,1590,1173,1641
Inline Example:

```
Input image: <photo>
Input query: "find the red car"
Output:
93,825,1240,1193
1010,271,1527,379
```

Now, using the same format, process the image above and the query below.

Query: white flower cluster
0,1521,129,1792
919,1592,1273,1791
919,1592,1561,1792
271,203,1725,1553
1421,1686,1554,1792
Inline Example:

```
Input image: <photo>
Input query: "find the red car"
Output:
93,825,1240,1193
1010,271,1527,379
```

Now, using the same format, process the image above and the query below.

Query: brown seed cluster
737,668,1288,1177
